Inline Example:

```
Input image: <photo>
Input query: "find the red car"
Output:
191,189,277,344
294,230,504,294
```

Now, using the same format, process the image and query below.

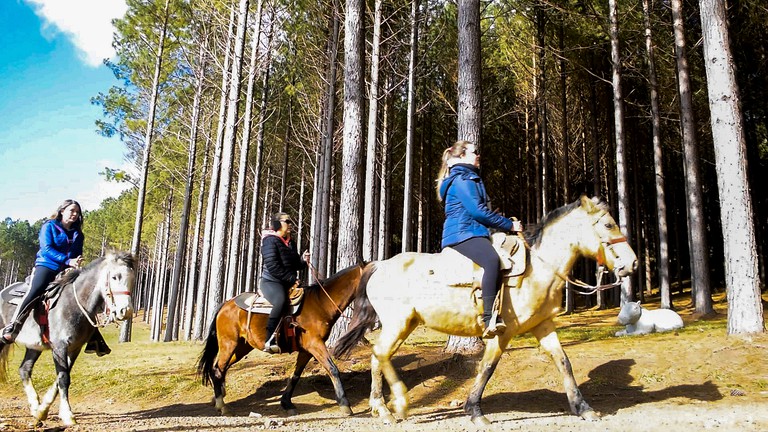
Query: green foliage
0,218,40,281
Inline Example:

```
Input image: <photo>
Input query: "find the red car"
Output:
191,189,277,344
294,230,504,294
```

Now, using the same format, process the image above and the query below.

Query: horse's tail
196,305,223,387
332,262,380,358
0,343,10,383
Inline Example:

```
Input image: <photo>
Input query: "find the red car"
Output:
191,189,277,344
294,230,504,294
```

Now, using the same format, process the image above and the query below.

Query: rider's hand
302,250,310,262
511,218,523,233
68,256,83,269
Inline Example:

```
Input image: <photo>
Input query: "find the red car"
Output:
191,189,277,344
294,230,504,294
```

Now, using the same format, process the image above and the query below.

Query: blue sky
0,0,130,223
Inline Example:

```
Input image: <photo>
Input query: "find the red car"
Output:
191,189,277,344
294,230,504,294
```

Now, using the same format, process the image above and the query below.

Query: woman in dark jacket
436,141,520,338
260,212,308,353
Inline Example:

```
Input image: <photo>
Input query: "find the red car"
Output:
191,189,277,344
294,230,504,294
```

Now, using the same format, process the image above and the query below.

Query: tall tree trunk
377,74,392,261
226,0,265,299
208,0,250,323
184,142,209,340
402,0,420,253
124,0,170,343
310,3,340,282
336,0,365,270
671,0,713,315
642,0,671,308
608,0,633,304
193,5,237,340
698,0,764,334
446,0,484,355
363,0,383,261
164,41,206,342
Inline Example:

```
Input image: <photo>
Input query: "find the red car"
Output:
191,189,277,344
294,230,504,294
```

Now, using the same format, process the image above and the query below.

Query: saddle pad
415,248,481,288
233,292,300,315
0,282,28,305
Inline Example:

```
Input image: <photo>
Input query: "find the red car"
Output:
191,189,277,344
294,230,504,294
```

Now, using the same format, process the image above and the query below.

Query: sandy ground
1,299,767,431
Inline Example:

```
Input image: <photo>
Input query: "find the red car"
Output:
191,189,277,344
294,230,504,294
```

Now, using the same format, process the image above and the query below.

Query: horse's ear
580,195,594,212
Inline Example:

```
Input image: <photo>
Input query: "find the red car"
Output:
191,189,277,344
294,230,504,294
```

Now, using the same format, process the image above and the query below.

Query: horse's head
578,196,638,278
96,252,136,322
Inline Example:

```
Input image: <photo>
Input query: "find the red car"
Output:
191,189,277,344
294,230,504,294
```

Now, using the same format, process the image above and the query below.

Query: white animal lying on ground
615,301,684,336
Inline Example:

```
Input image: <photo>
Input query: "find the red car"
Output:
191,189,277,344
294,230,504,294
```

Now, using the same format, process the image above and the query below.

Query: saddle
0,279,66,344
232,284,305,315
424,233,527,291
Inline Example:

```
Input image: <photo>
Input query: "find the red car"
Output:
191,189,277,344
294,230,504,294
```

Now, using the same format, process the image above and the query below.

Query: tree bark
123,0,170,343
642,0,671,308
402,0,420,253
698,0,764,334
363,0,383,261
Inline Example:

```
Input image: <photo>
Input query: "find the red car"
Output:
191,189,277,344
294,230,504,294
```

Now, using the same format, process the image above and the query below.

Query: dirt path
1,301,767,431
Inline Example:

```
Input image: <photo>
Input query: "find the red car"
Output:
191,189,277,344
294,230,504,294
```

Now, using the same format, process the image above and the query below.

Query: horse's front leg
531,319,599,421
280,350,313,416
464,336,507,425
52,350,78,426
19,349,42,418
299,340,353,416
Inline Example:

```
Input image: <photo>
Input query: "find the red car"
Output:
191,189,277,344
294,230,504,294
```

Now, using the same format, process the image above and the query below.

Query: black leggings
260,278,291,335
14,266,58,320
451,236,501,299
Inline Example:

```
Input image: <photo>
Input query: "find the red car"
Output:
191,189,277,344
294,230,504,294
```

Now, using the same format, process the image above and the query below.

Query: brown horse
197,262,369,416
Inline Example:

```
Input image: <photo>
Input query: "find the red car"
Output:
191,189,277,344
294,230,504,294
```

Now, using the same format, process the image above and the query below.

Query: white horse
615,301,683,336
334,196,638,425
0,252,135,426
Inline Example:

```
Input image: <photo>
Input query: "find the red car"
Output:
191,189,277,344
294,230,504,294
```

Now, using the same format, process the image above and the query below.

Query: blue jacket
440,164,513,248
34,220,84,272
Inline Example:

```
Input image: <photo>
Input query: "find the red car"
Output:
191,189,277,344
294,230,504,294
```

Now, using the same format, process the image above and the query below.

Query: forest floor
1,291,767,432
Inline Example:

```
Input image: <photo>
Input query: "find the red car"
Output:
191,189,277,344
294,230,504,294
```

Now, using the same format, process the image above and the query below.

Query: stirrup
482,311,506,339
262,333,281,354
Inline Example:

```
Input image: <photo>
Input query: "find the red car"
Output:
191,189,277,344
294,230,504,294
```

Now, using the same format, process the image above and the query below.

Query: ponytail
435,140,471,201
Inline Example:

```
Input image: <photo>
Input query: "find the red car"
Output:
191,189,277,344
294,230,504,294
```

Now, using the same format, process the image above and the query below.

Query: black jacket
260,233,306,286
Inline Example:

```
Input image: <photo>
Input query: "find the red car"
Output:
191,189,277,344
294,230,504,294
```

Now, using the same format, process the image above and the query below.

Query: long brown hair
49,199,83,231
435,140,471,201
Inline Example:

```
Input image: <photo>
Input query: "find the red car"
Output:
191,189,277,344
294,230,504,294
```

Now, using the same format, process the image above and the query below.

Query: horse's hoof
381,413,397,424
220,406,233,417
286,408,298,417
471,415,491,426
581,409,601,421
339,405,353,416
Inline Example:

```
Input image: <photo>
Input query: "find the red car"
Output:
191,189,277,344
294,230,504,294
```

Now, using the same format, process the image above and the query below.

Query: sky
0,0,131,223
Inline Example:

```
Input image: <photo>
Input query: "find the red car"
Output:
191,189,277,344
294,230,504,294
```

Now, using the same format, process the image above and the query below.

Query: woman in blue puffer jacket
437,140,519,338
2,199,111,355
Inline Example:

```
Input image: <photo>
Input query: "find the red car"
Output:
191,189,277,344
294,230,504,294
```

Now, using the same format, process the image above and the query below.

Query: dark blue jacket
260,232,306,286
34,220,84,271
440,164,513,248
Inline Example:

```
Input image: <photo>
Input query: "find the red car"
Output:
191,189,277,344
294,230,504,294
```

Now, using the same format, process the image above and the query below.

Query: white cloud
25,0,128,67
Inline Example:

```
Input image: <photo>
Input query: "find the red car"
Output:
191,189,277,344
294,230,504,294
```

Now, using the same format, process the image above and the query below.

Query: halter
522,209,629,296
71,271,132,328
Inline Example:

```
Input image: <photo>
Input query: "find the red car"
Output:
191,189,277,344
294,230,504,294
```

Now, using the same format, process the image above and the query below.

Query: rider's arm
38,222,70,268
453,178,514,231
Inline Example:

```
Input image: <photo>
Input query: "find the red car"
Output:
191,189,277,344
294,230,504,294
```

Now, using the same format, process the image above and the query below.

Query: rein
521,236,624,296
307,262,345,316
71,271,132,328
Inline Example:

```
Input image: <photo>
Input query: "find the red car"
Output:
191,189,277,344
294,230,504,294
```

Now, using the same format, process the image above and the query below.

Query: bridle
72,270,132,328
523,209,629,296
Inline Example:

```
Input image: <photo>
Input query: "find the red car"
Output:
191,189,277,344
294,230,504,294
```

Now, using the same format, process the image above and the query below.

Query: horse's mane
47,251,135,290
523,197,608,247
304,262,365,293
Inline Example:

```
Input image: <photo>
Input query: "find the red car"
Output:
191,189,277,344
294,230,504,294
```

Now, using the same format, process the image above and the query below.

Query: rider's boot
263,317,281,354
1,322,19,345
481,295,506,339
84,330,111,356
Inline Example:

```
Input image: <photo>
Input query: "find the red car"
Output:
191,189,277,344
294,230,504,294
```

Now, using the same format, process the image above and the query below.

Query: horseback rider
260,212,309,354
1,199,111,355
436,141,522,338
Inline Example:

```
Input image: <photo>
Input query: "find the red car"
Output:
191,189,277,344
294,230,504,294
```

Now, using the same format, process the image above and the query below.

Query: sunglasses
280,219,294,225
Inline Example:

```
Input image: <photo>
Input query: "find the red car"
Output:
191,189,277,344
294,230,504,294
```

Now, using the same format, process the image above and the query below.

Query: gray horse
0,252,135,426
